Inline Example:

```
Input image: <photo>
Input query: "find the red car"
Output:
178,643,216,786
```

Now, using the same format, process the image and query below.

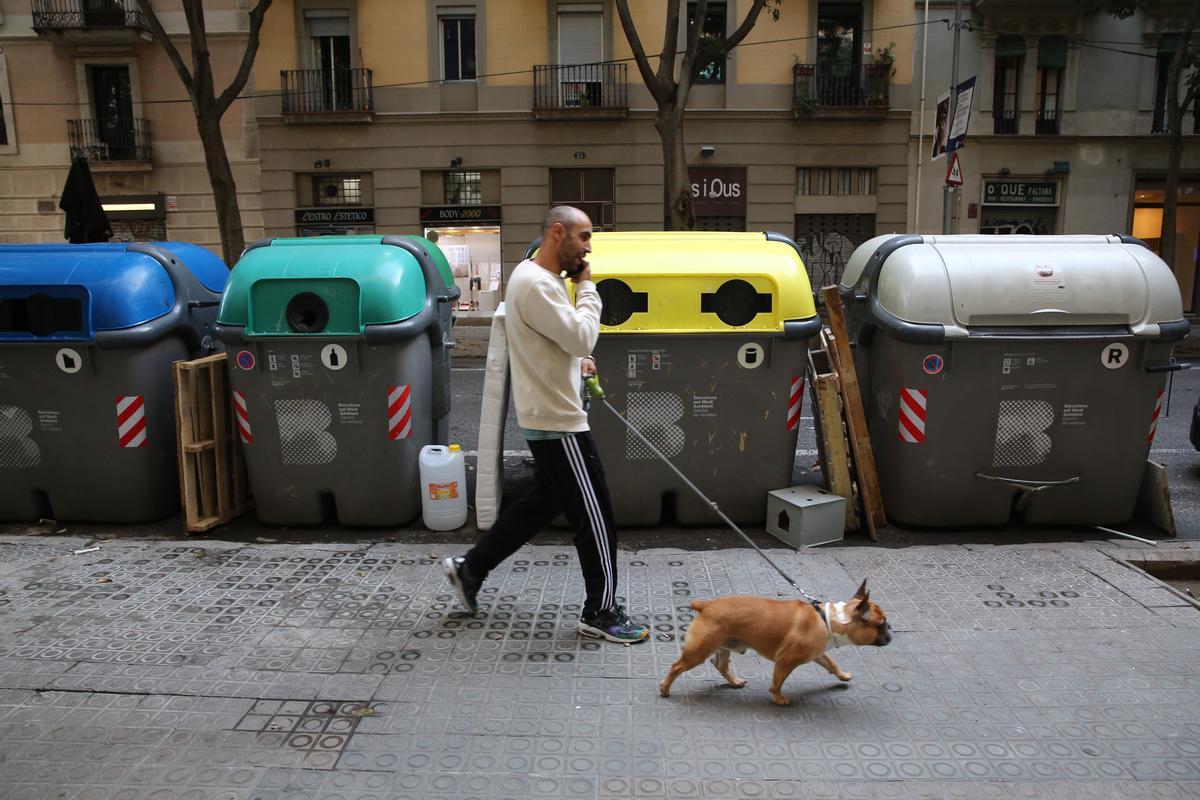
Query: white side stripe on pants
562,436,614,611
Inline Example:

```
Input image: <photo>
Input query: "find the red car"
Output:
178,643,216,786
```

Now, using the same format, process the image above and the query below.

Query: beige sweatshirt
504,258,601,432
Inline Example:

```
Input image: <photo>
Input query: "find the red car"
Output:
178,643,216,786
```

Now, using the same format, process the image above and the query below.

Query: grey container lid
839,234,1187,339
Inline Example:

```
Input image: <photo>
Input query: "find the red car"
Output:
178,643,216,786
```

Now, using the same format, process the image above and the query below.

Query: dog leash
585,375,824,608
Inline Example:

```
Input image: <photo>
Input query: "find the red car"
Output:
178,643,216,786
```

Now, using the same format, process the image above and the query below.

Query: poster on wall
946,76,976,153
931,91,951,161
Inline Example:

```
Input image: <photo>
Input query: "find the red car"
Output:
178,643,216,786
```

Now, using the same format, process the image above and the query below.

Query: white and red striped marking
115,395,147,448
898,388,927,444
388,385,412,440
233,391,253,445
1147,389,1164,443
786,375,804,430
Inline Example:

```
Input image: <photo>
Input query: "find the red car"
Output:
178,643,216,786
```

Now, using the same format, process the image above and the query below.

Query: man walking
442,206,648,644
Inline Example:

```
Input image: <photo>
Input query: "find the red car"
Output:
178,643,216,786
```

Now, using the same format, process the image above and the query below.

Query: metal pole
915,0,931,231
942,0,963,234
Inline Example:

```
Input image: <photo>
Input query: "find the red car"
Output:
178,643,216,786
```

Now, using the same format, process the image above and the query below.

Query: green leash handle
584,374,605,399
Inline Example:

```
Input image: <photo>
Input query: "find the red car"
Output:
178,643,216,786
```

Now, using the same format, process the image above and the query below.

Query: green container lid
217,236,453,337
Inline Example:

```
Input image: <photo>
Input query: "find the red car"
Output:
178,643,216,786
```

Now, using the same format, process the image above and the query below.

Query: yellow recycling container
559,231,820,526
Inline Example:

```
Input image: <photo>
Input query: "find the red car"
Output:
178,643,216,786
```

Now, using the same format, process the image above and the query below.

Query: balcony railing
533,62,628,119
1035,108,1060,135
1153,107,1167,134
792,63,889,118
67,117,151,163
993,108,1018,134
32,0,149,34
281,68,374,117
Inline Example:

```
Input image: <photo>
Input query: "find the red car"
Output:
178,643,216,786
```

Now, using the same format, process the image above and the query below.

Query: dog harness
820,602,854,650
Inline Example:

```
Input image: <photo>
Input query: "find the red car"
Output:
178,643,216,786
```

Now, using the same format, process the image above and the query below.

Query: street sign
946,152,963,186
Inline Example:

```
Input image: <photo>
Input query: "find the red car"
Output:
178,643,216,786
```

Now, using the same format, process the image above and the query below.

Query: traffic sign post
946,152,963,186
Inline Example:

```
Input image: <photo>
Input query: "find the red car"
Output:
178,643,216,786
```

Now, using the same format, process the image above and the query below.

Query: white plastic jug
419,444,468,531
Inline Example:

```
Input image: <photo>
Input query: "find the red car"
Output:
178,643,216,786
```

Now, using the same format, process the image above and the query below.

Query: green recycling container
216,236,458,526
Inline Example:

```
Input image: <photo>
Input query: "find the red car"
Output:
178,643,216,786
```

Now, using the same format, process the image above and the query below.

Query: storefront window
1133,177,1200,312
979,178,1060,235
425,224,502,319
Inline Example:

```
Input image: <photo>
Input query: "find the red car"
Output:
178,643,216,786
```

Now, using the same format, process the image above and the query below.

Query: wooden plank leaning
820,286,886,539
807,346,859,531
173,353,251,534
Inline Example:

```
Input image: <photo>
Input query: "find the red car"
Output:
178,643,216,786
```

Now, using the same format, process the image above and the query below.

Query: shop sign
420,205,502,224
688,167,747,216
294,207,376,225
982,180,1059,207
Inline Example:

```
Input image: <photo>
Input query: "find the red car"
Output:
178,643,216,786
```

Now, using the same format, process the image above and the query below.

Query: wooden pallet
173,353,251,533
819,286,887,539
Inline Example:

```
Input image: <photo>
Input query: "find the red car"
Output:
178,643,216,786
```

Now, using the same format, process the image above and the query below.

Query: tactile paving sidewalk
0,536,1198,800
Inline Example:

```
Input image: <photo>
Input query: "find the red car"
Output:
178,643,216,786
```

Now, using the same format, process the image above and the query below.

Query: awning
996,35,1025,59
1038,37,1068,69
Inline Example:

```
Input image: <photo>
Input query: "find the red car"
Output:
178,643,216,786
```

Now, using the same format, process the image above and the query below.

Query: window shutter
1037,37,1067,69
558,11,603,64
305,10,349,37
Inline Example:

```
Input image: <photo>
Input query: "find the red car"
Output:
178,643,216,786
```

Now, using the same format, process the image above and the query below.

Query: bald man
443,205,648,644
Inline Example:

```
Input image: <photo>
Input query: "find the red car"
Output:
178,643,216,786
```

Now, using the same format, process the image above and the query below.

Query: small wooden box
765,485,845,548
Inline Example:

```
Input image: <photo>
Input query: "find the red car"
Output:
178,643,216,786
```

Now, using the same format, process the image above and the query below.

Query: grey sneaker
578,605,649,643
442,556,481,613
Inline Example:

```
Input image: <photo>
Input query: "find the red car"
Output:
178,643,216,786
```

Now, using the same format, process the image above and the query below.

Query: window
558,6,603,105
305,9,353,111
441,11,476,81
550,168,615,230
444,170,481,204
688,1,726,83
314,175,362,206
1153,35,1178,134
90,64,137,160
797,167,876,196
993,35,1023,134
816,3,862,104
1035,37,1065,135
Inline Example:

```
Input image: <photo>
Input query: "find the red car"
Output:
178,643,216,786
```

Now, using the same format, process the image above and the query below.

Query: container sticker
236,350,256,370
625,349,671,386
428,481,459,500
1062,403,1088,427
267,352,316,384
56,348,83,374
922,354,944,375
1101,343,1129,370
737,343,765,369
992,400,1053,467
388,385,412,440
627,391,685,460
0,406,41,467
787,376,803,430
898,388,927,444
37,410,61,432
116,395,147,449
233,391,253,444
1147,390,1163,443
276,398,336,464
693,395,717,418
321,344,348,371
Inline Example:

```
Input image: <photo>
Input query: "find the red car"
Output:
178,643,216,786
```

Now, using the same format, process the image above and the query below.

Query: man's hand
569,259,591,284
581,356,597,377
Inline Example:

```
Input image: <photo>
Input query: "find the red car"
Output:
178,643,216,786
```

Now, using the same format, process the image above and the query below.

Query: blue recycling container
0,242,227,522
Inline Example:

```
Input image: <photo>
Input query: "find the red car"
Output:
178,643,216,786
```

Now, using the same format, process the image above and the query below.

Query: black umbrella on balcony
59,157,112,244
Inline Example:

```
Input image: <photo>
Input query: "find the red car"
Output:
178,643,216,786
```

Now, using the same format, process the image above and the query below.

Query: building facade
254,0,916,319
910,0,1200,312
0,0,263,257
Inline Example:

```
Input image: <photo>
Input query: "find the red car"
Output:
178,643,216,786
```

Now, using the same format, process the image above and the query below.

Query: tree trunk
657,104,694,231
197,114,245,266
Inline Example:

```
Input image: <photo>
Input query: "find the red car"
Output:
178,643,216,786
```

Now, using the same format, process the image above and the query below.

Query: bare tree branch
724,0,769,51
680,0,706,85
217,0,274,116
181,0,215,103
134,0,194,95
615,0,668,104
658,0,682,89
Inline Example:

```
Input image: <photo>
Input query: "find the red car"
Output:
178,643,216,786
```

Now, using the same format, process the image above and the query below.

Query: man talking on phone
443,205,648,644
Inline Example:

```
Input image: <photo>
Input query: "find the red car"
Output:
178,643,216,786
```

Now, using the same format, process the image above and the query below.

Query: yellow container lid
564,232,818,334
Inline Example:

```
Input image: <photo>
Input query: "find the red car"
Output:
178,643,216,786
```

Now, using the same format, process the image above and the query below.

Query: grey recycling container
215,236,459,527
839,234,1189,527
0,242,227,522
532,231,821,527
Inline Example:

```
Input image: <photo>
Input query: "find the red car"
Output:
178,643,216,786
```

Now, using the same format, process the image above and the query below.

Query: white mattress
474,303,509,530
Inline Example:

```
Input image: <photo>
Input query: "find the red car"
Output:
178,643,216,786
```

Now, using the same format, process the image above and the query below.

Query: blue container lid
0,242,227,340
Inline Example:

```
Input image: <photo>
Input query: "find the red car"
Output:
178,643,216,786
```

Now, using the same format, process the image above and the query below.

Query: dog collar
822,602,854,649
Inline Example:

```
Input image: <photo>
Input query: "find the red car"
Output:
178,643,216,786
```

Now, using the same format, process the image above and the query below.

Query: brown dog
659,580,892,706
